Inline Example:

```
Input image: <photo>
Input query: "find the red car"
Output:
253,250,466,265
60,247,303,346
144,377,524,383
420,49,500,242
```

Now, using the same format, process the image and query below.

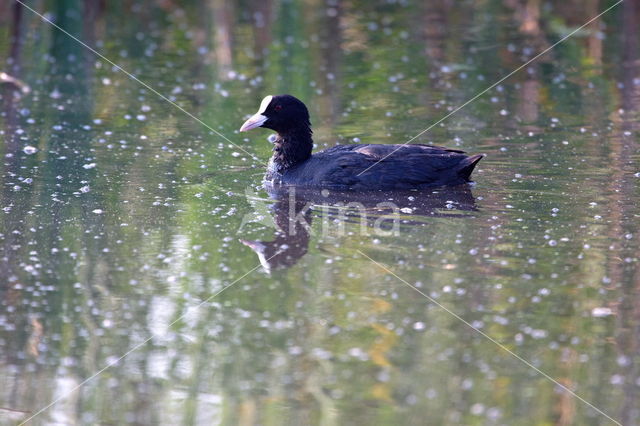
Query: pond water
1,1,639,425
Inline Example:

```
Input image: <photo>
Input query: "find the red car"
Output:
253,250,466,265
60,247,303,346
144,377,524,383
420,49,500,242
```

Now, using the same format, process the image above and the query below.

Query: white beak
239,113,268,132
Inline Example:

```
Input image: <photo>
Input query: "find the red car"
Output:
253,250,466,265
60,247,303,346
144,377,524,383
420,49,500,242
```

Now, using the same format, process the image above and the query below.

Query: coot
240,94,484,190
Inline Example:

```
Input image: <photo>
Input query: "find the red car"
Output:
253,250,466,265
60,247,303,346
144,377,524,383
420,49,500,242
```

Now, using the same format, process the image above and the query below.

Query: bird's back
279,143,484,190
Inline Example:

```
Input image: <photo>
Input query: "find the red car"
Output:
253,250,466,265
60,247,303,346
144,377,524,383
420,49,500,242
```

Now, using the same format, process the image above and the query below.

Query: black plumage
239,94,484,190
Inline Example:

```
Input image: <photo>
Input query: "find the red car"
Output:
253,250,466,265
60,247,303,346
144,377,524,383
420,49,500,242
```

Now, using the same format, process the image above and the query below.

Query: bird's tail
458,154,485,181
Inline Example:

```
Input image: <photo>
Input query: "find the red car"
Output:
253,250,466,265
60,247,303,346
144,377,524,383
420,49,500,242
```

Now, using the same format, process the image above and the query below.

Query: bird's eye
274,104,282,112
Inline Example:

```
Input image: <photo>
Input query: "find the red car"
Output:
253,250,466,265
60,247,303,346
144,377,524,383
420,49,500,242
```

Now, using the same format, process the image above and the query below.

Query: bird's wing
317,146,470,188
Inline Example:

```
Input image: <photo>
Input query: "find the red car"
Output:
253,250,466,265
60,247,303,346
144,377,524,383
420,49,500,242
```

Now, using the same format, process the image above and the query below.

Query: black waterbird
240,94,484,190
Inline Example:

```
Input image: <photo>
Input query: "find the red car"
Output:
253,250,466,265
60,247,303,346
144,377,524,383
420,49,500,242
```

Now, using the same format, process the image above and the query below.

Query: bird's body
267,142,483,190
240,95,484,190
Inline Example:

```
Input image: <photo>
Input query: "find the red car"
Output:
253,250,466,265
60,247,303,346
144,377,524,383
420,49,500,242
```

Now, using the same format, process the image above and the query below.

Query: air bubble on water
471,320,483,329
83,163,96,169
347,347,368,360
470,403,485,415
92,209,103,214
591,307,613,317
617,355,630,366
23,146,37,155
49,88,62,99
610,374,625,385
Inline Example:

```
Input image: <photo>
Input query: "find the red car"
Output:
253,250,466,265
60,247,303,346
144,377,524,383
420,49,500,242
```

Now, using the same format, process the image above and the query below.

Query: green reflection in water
1,0,639,425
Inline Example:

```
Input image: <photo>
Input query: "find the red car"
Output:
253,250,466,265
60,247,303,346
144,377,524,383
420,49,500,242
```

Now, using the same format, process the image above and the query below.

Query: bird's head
239,94,311,135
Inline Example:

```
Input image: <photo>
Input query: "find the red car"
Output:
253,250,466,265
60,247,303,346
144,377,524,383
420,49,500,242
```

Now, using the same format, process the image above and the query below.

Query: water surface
1,1,639,425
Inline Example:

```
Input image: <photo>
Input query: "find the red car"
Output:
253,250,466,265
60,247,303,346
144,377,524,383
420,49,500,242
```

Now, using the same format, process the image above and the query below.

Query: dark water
1,1,639,425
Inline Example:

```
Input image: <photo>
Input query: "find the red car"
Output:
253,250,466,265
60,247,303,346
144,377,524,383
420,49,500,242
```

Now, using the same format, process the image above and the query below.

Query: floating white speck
92,209,103,214
288,346,303,355
83,163,96,169
79,185,90,193
470,403,485,415
610,374,625,385
592,307,613,317
23,146,38,155
49,88,62,99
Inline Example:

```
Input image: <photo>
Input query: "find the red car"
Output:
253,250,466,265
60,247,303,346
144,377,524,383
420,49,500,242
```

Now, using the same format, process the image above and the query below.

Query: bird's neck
269,126,313,174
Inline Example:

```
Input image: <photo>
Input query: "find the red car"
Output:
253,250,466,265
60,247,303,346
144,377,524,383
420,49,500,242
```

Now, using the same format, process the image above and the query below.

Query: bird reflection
241,190,312,272
241,185,478,272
